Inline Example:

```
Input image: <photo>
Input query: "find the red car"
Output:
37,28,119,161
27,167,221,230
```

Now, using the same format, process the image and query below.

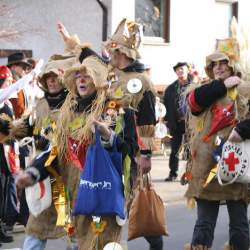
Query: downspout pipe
96,0,108,41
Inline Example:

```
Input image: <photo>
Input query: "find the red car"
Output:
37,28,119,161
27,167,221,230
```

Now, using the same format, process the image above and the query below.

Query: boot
223,241,250,250
223,242,232,250
184,243,212,250
0,224,13,243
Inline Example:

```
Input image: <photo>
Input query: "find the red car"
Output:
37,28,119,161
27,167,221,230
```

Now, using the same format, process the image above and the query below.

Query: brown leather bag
128,175,168,241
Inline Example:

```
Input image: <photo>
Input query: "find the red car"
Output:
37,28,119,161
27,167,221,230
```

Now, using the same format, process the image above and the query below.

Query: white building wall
0,0,103,62
110,0,135,34
142,0,237,85
109,0,250,86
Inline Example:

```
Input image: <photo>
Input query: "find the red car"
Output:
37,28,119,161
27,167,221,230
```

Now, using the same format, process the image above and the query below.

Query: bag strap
94,125,118,151
19,137,36,159
217,166,240,186
94,126,102,146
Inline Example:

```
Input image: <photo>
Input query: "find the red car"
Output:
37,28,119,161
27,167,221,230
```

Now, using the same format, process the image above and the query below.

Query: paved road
1,155,245,250
3,201,237,250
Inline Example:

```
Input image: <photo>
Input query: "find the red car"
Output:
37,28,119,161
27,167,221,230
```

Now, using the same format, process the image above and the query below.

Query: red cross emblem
224,152,240,172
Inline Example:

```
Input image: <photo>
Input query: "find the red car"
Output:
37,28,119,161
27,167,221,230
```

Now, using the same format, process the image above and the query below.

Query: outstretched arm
57,22,71,42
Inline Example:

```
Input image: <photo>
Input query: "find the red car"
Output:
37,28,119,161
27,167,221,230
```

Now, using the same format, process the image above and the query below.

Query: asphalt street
2,201,236,250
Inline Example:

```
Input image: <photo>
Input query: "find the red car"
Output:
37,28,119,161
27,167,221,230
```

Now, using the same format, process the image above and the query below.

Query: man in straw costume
104,18,164,250
15,51,129,250
184,19,250,250
0,33,78,249
57,19,161,249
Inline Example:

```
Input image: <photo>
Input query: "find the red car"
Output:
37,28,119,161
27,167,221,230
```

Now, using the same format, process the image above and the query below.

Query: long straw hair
56,88,107,159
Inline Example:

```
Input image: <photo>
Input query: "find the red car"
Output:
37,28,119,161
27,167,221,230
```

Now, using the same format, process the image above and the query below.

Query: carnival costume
184,19,250,250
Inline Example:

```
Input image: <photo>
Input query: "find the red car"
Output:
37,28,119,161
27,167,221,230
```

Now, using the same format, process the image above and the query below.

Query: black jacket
235,119,250,140
163,80,185,134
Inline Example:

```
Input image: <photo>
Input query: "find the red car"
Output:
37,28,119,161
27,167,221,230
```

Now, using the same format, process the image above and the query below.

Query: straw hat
63,56,108,94
39,55,76,90
205,38,240,79
105,18,142,60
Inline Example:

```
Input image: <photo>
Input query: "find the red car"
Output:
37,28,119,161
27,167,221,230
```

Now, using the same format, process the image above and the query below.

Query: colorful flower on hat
107,101,117,109
111,42,117,48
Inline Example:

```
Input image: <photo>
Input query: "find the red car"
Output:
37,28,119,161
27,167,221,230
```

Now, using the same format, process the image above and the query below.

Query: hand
15,172,34,190
93,119,111,141
228,129,243,143
138,156,152,174
224,76,241,89
57,22,70,41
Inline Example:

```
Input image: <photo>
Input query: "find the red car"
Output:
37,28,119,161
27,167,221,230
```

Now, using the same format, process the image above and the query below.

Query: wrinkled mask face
75,70,96,97
46,73,63,94
212,60,233,80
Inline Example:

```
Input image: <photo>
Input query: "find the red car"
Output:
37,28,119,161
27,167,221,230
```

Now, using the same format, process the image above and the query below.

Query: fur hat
63,56,108,94
105,18,142,60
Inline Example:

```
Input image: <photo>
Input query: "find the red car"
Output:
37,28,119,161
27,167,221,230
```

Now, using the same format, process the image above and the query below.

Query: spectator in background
7,52,32,118
0,65,20,246
7,52,32,226
163,62,191,181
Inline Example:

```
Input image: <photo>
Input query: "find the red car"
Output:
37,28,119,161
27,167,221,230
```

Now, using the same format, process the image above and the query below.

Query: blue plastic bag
73,128,125,219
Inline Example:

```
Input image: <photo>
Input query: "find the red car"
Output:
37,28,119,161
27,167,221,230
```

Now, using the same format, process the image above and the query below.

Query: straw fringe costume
23,51,80,240
0,54,76,240
105,18,164,250
27,54,127,249
184,19,250,250
59,56,124,249
104,19,157,191
105,19,156,147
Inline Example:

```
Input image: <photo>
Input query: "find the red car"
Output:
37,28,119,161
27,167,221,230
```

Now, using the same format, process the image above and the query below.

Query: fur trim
137,125,155,137
9,117,29,140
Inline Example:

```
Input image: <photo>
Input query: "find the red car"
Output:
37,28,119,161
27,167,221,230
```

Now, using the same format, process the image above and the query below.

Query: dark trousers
145,235,163,250
192,198,249,249
169,131,183,177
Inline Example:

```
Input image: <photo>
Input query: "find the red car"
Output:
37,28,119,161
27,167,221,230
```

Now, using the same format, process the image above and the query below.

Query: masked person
0,55,76,249
15,52,131,250
57,20,161,250
184,48,250,250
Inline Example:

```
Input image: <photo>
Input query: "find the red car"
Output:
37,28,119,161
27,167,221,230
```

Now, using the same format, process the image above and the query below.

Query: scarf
45,89,68,110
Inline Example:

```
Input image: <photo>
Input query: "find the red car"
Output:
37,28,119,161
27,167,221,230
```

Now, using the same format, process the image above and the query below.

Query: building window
135,0,170,42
